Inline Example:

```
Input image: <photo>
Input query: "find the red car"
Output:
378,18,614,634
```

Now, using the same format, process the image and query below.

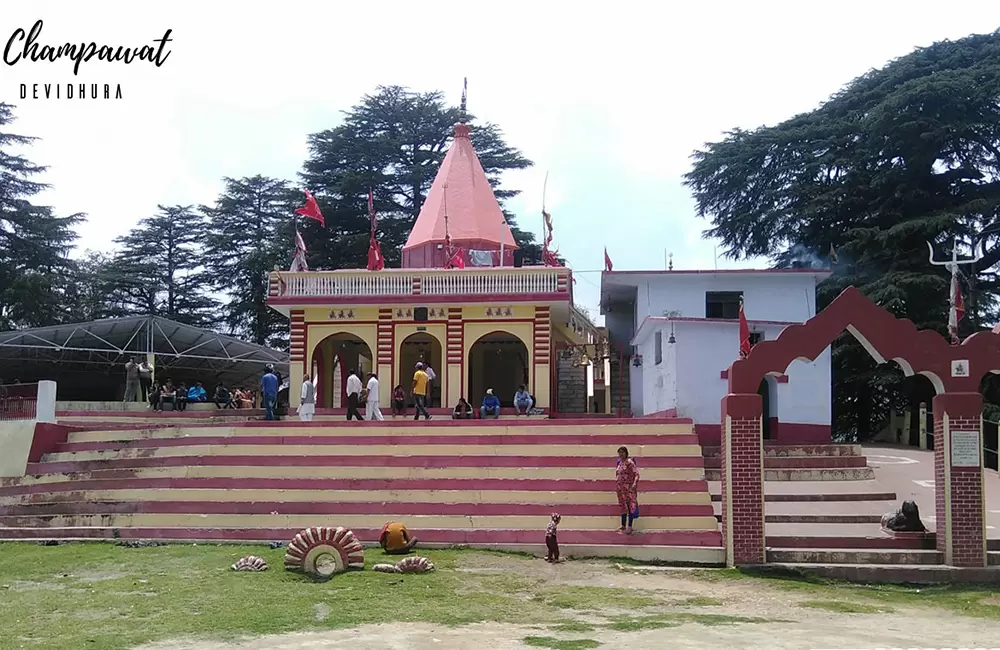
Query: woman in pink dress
615,446,640,534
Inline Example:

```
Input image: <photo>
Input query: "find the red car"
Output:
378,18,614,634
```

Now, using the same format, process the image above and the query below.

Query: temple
267,120,602,413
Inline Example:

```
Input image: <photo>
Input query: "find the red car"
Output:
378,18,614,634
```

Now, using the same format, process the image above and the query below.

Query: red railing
0,383,38,421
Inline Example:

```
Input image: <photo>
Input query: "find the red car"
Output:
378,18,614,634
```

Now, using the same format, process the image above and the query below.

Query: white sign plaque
951,359,970,378
950,430,981,467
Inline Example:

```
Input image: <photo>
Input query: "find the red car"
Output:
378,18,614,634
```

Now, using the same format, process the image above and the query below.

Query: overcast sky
3,1,1000,319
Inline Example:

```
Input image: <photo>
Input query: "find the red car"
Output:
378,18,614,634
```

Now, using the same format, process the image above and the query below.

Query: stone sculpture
232,555,268,571
283,526,365,580
372,556,435,574
880,500,926,532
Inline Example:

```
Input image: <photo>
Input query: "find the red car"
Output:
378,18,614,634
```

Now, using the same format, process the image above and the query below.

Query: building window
706,291,743,319
654,331,662,365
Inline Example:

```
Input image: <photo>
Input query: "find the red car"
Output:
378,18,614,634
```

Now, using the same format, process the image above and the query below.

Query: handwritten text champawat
3,20,172,75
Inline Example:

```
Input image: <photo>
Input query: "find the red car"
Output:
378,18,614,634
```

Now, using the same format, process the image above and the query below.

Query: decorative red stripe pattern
446,307,463,366
377,308,394,366
411,276,422,295
0,526,723,547
533,306,551,362
290,310,306,372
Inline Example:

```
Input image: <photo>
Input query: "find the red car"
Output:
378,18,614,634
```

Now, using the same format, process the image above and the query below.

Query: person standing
298,375,316,422
345,369,364,421
615,446,640,535
123,357,140,403
138,359,152,402
424,363,436,407
365,372,383,421
261,365,279,421
411,362,431,420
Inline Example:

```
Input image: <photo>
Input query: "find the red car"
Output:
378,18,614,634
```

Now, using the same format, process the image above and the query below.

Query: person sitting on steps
480,388,501,419
391,384,407,417
453,397,473,419
513,385,533,415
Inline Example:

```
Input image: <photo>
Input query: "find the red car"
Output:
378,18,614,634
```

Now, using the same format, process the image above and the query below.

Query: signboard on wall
950,430,981,468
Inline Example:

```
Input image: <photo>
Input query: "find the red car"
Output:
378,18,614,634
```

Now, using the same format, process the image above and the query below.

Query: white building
600,269,832,445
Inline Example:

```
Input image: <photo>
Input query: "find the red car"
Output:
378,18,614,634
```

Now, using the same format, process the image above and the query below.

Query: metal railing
0,382,38,421
271,267,571,299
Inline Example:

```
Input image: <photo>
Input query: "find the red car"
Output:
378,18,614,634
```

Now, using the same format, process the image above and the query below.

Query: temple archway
468,331,530,407
398,332,443,407
311,333,373,408
758,377,778,440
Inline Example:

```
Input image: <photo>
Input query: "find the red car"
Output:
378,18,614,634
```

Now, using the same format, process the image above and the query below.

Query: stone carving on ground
395,556,435,573
372,556,435,574
880,500,927,532
231,555,268,571
283,526,365,580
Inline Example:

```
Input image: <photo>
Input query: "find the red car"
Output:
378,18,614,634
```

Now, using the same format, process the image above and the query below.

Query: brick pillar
932,392,986,567
720,393,765,567
377,309,394,407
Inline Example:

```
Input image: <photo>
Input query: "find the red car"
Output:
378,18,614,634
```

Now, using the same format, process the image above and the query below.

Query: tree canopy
684,30,1000,439
0,103,84,330
299,85,542,269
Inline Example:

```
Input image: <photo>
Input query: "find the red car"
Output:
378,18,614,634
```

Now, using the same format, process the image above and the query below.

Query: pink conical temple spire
402,116,518,268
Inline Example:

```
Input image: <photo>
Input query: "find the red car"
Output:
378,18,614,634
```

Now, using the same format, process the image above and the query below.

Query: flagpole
542,171,549,243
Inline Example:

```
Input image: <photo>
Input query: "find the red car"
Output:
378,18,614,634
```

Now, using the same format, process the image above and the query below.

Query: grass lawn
1,542,999,650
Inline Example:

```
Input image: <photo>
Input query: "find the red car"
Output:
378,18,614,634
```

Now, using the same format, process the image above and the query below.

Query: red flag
949,273,965,343
367,233,384,271
447,249,465,269
295,190,325,227
738,296,751,359
604,247,613,272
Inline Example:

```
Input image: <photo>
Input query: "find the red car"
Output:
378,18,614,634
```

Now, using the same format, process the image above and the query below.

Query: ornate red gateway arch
722,286,997,568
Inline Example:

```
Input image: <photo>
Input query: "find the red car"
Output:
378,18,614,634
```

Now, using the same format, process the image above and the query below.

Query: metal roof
0,316,289,392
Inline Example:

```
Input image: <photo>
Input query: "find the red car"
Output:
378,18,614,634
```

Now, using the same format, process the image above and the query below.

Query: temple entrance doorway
398,332,443,407
311,333,373,408
468,331,529,407
758,376,778,440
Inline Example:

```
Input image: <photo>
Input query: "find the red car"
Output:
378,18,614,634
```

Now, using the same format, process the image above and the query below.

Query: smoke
787,243,824,269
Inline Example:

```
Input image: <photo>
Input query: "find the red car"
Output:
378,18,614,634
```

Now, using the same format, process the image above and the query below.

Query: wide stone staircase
702,443,874,481
0,418,723,563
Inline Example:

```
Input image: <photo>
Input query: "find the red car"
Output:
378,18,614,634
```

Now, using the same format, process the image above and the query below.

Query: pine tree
0,102,84,329
299,85,541,269
108,205,219,326
201,176,295,348
683,31,1000,440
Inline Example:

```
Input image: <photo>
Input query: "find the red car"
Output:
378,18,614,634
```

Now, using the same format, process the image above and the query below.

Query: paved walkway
709,443,999,538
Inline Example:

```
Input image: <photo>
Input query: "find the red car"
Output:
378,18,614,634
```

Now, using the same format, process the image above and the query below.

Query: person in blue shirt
260,365,279,421
187,382,207,402
480,388,501,419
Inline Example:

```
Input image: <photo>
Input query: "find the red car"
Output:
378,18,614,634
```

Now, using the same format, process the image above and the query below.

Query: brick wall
557,353,587,414
721,395,765,566
932,397,986,568
609,355,631,415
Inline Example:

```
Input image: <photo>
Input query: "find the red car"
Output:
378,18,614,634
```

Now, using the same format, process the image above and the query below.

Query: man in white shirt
365,372,383,421
345,369,364,421
298,375,316,422
424,364,436,407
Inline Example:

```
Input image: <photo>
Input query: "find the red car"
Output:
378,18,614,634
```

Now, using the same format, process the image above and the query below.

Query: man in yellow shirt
411,362,431,420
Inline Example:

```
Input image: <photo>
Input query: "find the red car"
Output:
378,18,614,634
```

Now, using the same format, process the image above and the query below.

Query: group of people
453,385,536,419
147,379,255,412
123,357,259,412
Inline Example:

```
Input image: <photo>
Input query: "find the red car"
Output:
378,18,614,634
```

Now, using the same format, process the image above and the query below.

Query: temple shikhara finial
459,77,468,124
401,83,516,268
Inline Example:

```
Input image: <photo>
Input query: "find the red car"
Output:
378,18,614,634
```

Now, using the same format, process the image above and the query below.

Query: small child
545,512,561,563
